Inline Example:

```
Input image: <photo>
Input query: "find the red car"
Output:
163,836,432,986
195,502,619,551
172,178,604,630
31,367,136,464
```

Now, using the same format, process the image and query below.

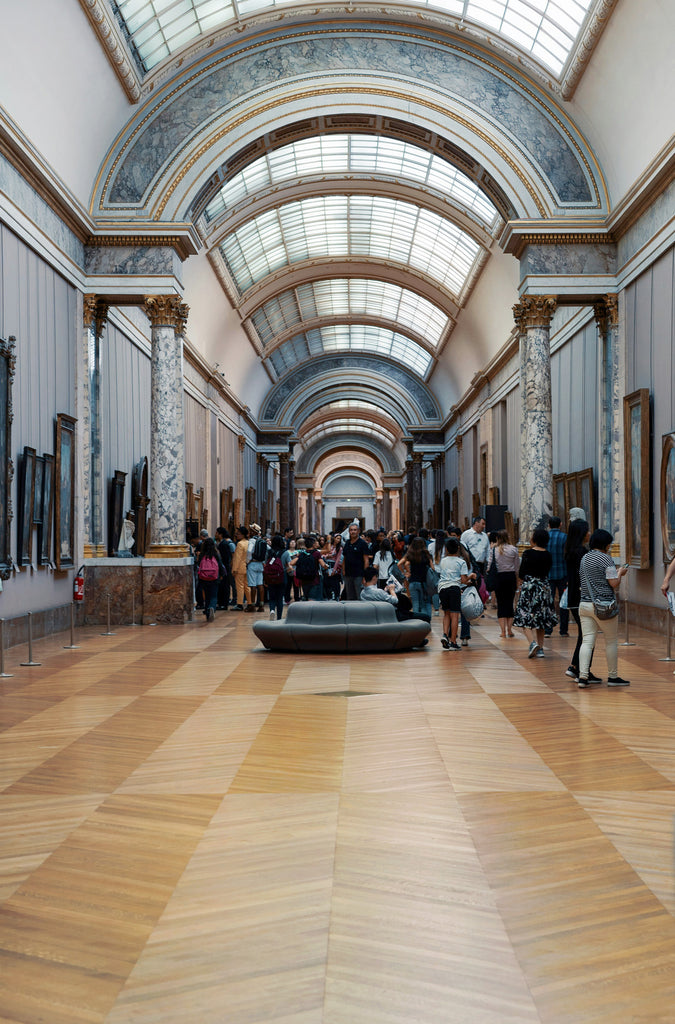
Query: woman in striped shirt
578,529,629,688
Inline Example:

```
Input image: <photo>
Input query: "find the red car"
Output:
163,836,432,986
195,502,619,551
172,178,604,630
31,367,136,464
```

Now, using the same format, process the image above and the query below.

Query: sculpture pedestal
83,557,193,625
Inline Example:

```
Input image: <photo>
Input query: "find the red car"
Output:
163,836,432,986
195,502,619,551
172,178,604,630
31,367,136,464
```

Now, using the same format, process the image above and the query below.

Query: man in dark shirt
341,523,371,600
547,516,569,636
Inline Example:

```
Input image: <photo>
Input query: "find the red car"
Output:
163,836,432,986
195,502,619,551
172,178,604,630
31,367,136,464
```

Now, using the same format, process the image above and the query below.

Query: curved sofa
253,600,430,652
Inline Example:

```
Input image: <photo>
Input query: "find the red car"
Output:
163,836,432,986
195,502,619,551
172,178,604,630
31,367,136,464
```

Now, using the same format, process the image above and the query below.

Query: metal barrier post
100,594,116,636
63,602,80,650
19,612,42,666
130,590,139,627
0,619,14,678
620,597,636,647
660,607,675,662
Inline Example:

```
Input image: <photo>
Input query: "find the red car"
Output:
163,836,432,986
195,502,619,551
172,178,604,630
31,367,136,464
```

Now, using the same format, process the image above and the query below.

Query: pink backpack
198,556,219,581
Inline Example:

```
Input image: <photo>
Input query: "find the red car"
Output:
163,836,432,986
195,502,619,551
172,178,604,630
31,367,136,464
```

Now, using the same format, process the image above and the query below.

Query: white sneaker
269,611,276,620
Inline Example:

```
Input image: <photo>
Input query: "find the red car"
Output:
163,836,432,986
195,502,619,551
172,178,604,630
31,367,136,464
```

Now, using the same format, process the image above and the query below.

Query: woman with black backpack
263,535,287,620
197,537,224,623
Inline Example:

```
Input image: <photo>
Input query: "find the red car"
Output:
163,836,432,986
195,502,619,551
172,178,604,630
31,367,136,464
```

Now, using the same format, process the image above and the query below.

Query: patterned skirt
512,576,558,632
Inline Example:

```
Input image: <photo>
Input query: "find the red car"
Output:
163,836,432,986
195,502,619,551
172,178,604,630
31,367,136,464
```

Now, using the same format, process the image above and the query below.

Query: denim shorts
247,562,264,586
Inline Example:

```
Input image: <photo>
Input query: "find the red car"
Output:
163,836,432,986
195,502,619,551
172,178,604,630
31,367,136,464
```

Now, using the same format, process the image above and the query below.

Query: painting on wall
39,454,54,565
552,473,567,521
17,446,36,566
0,336,16,581
623,389,650,568
660,433,675,564
54,413,77,570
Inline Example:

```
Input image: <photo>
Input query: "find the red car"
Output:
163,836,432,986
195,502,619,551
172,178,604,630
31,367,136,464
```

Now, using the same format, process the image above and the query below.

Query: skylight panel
268,324,432,376
220,196,481,298
205,134,499,228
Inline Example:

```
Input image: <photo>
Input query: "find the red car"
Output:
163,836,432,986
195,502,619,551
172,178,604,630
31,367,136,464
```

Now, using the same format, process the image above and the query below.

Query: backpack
252,537,268,561
198,556,219,581
296,550,317,580
263,555,285,586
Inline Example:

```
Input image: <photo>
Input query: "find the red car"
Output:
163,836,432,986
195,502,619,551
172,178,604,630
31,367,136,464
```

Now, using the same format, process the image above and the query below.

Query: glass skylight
113,0,594,76
205,135,499,228
251,278,449,348
267,325,433,377
221,196,481,298
300,419,399,448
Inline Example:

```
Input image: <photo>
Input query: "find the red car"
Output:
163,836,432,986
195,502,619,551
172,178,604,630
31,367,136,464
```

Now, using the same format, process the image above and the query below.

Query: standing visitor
513,528,557,658
577,530,630,688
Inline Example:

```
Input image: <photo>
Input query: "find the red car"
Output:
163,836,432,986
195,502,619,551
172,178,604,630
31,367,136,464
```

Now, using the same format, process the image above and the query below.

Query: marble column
375,488,384,528
307,488,314,533
383,487,391,531
83,296,108,557
594,295,622,537
513,295,557,543
316,496,323,535
144,295,190,555
412,452,424,529
456,435,465,526
278,453,290,529
288,459,296,532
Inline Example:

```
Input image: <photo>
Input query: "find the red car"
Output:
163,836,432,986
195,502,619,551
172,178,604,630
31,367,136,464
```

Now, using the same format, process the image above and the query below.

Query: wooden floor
1,607,675,1023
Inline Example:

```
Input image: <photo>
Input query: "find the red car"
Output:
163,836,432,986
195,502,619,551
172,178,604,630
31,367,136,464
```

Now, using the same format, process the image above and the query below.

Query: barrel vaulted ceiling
89,0,616,483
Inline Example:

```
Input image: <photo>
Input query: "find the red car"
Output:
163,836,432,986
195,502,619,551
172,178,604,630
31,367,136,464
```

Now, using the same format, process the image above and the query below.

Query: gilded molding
145,543,191,557
78,0,142,102
513,295,558,331
86,234,196,260
144,295,190,333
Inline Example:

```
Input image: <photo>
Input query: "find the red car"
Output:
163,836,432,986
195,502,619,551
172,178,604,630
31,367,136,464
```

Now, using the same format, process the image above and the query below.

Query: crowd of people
189,510,642,689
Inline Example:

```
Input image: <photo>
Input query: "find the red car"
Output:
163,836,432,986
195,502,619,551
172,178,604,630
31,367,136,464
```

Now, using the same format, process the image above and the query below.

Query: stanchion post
101,593,116,636
19,612,42,667
620,597,636,647
0,619,14,678
130,590,139,627
63,602,80,650
659,606,675,662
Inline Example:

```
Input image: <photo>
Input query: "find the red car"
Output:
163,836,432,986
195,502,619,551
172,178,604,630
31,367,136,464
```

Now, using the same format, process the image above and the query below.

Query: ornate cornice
144,295,189,333
78,0,142,102
86,233,198,260
513,295,558,332
561,0,621,101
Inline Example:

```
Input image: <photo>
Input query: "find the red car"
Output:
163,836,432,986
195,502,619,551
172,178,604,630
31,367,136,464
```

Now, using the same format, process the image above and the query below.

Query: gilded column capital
237,434,247,452
513,295,557,332
593,293,619,335
278,451,290,464
412,451,424,464
83,295,109,335
144,295,189,334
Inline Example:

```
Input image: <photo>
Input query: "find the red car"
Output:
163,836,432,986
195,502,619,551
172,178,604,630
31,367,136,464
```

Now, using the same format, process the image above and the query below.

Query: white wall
569,0,675,206
182,251,271,415
0,0,131,205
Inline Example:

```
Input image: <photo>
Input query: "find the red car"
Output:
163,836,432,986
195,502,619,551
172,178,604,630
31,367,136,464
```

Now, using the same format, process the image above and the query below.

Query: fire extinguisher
73,565,85,602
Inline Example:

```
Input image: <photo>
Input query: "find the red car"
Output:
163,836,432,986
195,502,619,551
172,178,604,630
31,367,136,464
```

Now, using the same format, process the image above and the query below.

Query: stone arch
94,21,607,224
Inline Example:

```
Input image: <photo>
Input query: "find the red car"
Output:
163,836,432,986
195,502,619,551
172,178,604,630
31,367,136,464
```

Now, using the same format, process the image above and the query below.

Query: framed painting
552,473,567,521
17,446,36,566
185,482,194,520
577,467,596,532
624,389,650,568
564,472,580,512
54,413,77,570
0,336,16,581
39,454,54,565
33,455,44,525
660,433,675,564
108,470,127,556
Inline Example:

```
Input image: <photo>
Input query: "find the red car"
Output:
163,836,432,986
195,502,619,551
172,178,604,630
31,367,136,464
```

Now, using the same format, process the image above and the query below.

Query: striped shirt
579,549,618,603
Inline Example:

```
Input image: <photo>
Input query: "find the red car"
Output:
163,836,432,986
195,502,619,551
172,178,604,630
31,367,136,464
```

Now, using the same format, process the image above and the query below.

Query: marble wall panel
82,563,192,625
142,564,193,625
84,245,181,279
521,243,617,277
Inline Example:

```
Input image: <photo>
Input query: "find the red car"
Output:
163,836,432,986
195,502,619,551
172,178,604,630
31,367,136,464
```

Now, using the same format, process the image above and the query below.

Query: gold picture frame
624,389,650,568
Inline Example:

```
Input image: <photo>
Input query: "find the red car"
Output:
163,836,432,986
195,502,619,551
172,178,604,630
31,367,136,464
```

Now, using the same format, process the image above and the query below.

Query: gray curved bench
253,600,430,652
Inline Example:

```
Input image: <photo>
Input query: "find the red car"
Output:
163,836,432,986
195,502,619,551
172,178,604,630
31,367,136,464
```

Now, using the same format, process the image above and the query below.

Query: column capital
412,451,424,464
237,434,247,452
593,293,619,334
278,451,290,464
513,295,557,331
83,295,109,334
144,295,189,334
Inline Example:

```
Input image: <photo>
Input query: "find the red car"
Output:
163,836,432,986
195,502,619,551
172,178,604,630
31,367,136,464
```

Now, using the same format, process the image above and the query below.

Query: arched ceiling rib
295,434,401,474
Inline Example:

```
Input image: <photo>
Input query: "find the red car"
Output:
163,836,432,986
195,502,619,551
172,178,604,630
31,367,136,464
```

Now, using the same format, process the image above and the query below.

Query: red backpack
198,556,219,581
263,555,285,585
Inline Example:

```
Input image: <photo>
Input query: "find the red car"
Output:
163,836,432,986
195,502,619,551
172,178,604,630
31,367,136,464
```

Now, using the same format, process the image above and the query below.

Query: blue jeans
549,577,569,633
200,579,218,615
409,581,431,619
460,612,471,640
